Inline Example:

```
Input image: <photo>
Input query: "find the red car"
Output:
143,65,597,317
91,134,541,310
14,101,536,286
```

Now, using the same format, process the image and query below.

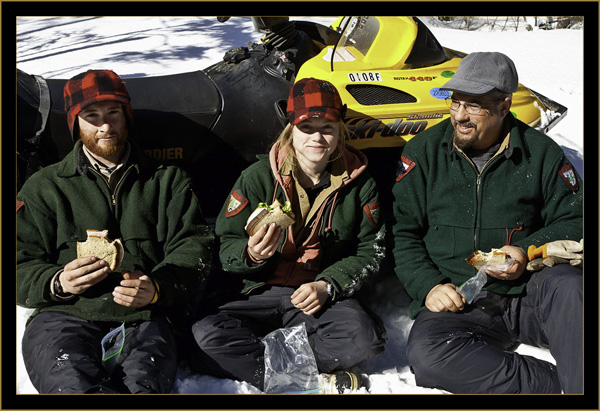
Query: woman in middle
192,77,385,393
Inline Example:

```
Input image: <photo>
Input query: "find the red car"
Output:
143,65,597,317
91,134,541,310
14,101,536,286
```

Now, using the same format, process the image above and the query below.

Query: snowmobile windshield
337,16,379,57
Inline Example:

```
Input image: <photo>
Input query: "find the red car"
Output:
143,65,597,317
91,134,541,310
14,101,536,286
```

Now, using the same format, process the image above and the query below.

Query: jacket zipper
89,165,135,207
457,151,493,250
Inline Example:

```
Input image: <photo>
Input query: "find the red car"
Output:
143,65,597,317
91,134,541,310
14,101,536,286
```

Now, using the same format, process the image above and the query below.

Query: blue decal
430,87,451,100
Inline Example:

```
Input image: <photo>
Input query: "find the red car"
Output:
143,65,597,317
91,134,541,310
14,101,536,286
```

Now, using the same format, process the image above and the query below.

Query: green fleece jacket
391,117,583,318
215,144,385,300
17,140,214,328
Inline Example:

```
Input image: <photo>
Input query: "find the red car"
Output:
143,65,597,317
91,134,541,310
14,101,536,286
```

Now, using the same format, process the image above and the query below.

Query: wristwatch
325,281,333,297
51,272,72,299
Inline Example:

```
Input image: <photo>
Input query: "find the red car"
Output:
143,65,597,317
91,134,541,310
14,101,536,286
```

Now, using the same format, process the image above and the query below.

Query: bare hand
425,283,465,312
247,223,283,262
60,257,110,295
485,245,527,281
113,270,156,308
291,281,329,316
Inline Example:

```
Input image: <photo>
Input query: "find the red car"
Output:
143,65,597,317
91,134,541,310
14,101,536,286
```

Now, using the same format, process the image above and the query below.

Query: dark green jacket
391,117,583,318
215,145,385,300
17,140,214,327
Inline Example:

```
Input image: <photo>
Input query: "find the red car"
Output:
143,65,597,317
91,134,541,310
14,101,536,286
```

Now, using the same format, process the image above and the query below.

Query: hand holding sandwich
59,256,111,295
247,223,284,263
483,245,527,281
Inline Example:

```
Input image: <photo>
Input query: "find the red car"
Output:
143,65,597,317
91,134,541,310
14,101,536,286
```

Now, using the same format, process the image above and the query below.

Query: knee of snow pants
300,298,386,373
118,316,178,393
22,311,177,394
192,312,266,390
406,293,561,394
191,286,385,391
520,265,583,393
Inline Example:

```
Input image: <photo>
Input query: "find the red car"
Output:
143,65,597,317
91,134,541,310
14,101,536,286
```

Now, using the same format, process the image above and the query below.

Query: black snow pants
406,265,583,394
192,285,385,391
22,311,178,393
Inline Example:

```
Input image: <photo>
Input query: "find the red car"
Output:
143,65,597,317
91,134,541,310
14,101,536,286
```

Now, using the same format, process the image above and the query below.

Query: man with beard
17,69,214,393
389,52,583,393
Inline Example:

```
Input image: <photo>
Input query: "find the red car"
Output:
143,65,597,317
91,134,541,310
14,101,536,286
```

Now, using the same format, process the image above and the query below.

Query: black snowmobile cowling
17,16,567,221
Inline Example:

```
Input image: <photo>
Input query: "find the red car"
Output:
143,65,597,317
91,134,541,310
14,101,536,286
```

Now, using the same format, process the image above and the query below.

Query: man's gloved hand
527,239,583,271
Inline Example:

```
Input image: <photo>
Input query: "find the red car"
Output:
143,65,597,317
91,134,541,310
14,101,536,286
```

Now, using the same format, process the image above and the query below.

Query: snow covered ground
15,16,584,396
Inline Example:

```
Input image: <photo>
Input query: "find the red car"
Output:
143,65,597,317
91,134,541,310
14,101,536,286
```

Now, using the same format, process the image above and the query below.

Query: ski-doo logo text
346,118,428,140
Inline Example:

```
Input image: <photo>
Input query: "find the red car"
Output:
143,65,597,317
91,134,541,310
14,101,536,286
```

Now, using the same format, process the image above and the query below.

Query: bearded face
449,92,510,153
77,101,128,164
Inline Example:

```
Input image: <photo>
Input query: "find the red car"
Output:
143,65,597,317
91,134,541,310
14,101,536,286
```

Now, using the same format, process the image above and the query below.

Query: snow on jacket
17,139,214,328
215,142,385,300
391,116,583,319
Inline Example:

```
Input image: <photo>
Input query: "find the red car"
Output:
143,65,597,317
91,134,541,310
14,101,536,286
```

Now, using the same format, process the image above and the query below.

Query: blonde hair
275,120,351,168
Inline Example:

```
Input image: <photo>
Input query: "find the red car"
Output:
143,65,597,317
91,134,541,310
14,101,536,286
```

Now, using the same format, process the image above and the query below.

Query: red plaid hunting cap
286,78,343,125
63,69,132,137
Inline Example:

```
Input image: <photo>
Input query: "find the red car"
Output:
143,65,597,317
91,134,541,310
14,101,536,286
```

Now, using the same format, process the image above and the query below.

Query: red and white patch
16,200,24,212
395,155,415,182
559,163,579,192
225,188,248,217
363,200,380,228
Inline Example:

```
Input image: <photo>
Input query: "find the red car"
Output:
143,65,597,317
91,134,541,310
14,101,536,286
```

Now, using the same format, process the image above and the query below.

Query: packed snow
16,16,583,395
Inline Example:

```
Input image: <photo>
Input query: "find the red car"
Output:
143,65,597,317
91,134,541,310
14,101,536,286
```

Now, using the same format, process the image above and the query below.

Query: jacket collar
268,141,368,186
445,115,531,161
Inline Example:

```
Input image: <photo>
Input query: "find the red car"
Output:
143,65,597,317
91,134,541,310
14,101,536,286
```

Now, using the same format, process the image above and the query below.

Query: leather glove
527,239,583,271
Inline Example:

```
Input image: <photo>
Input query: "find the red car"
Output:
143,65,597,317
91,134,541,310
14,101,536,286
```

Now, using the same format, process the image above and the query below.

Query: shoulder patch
395,154,415,182
16,200,24,213
559,163,579,192
363,200,380,228
225,188,249,217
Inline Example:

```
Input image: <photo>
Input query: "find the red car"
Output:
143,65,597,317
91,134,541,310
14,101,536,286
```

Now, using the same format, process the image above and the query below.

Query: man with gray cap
389,52,583,393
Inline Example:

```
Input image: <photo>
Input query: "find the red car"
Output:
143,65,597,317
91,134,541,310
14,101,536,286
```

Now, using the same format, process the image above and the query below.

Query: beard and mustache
80,128,128,160
452,120,478,151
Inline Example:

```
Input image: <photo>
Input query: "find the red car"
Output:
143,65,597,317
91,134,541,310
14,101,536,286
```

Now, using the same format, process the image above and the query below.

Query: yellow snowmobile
297,16,566,152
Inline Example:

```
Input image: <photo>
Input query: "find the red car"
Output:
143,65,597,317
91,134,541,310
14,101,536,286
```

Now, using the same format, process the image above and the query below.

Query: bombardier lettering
346,118,429,140
144,147,184,161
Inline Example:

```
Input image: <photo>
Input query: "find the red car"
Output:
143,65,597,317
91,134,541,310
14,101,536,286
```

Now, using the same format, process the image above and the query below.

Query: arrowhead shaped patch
395,154,415,182
559,163,579,192
226,188,249,217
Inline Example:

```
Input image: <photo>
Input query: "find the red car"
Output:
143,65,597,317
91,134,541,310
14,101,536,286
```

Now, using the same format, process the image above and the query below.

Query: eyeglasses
445,98,505,115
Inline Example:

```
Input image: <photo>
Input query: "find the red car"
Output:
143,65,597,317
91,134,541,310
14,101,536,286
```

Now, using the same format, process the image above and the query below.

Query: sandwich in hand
77,229,124,271
465,249,507,270
245,200,295,236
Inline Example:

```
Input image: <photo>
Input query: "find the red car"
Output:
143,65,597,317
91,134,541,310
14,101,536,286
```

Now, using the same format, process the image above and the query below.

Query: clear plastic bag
458,257,514,304
457,268,487,304
261,323,321,394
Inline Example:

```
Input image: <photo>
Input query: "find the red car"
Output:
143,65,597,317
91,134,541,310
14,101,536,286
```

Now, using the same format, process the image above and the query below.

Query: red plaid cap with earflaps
286,78,343,125
63,69,133,137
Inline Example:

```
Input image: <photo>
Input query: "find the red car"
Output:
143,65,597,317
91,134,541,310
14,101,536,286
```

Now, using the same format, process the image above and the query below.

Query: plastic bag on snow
261,323,321,394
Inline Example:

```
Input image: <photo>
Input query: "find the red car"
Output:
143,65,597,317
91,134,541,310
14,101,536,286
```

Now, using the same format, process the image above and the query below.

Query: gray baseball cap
440,52,519,95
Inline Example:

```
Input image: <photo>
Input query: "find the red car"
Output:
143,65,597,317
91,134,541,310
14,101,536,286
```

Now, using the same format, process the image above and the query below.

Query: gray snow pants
192,285,385,391
22,311,178,393
406,265,583,393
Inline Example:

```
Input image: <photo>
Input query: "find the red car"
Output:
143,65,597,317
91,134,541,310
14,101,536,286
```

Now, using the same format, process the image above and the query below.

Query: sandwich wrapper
101,322,125,372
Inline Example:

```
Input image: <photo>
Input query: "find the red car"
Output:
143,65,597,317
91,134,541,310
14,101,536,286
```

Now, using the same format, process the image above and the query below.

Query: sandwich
77,229,124,271
245,200,295,236
465,249,507,269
